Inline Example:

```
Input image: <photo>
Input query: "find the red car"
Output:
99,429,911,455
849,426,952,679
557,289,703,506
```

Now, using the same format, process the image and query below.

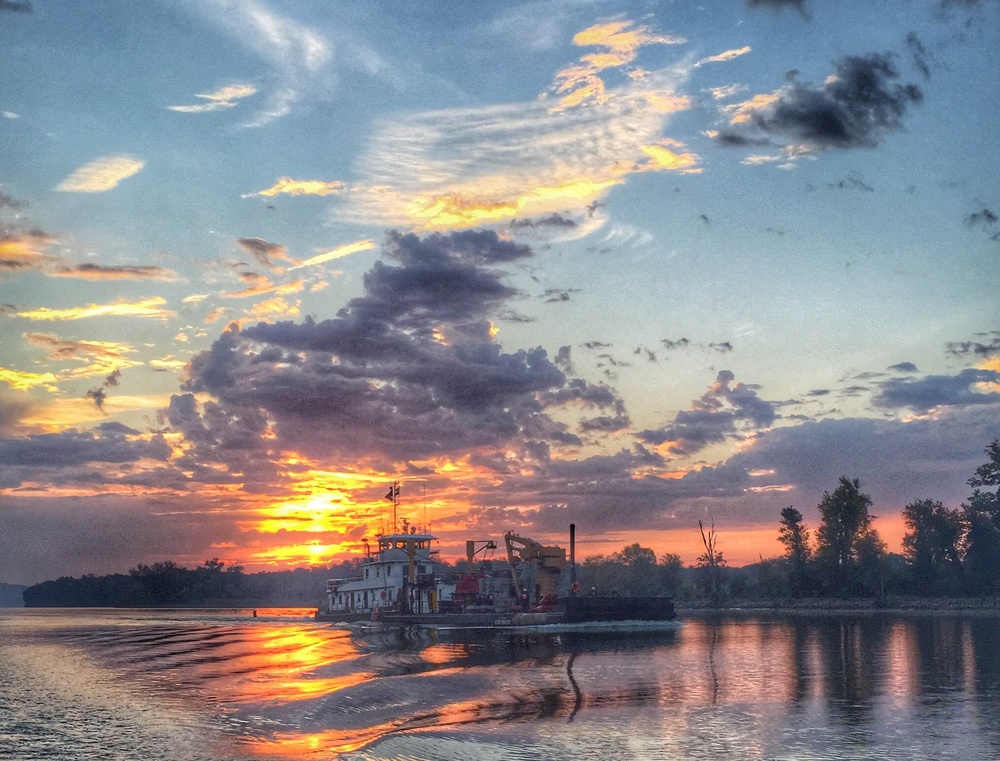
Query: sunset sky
1,0,998,584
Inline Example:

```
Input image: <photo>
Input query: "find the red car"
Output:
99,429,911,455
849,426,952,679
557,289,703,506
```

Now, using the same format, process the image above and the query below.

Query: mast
384,480,400,533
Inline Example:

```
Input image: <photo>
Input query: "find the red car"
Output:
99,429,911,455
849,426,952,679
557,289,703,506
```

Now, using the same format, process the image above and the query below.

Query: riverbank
677,596,1000,615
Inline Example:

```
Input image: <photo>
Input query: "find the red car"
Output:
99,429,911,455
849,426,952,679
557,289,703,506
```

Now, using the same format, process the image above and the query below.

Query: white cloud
55,155,145,193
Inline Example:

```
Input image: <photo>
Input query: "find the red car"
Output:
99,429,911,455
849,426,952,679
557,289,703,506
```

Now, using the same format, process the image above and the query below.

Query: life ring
571,581,580,594
381,590,386,600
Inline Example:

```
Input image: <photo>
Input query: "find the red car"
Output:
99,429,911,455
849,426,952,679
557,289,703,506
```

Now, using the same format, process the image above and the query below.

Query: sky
1,0,998,585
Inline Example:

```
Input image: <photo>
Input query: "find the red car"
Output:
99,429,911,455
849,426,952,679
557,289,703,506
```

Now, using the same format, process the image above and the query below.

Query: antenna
384,480,400,533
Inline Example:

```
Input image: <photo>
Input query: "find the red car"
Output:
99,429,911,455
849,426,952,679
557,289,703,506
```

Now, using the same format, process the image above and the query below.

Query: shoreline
677,596,1000,616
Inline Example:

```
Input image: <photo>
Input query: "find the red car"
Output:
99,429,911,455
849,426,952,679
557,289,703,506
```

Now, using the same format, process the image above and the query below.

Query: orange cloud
50,264,179,281
550,20,686,111
289,239,376,269
223,276,305,299
13,297,175,321
410,177,624,230
244,177,346,198
0,367,59,392
724,90,783,124
55,155,145,192
640,141,701,173
23,333,141,379
0,231,59,272
246,296,301,320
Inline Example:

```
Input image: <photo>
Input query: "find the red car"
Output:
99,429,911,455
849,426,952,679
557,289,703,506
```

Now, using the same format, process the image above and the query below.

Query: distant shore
677,596,1000,615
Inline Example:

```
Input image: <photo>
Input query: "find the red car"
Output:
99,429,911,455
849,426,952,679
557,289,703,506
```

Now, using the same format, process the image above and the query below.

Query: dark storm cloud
578,413,631,433
639,370,778,456
180,230,623,463
661,338,691,350
510,214,577,229
713,132,772,147
888,362,919,373
0,0,32,12
85,368,122,411
466,407,998,539
660,338,733,353
727,53,922,150
718,407,1000,512
554,345,573,371
0,426,170,485
873,368,1000,412
946,336,1000,357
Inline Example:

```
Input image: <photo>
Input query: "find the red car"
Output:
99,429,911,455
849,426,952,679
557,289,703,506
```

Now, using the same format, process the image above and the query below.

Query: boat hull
315,595,674,628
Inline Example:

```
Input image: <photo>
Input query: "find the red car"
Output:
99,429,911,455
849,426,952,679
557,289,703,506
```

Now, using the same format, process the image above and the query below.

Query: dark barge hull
315,596,675,627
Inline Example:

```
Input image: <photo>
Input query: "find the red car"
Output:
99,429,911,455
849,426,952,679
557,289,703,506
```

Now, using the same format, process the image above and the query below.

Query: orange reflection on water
244,723,398,757
244,693,522,758
221,624,372,705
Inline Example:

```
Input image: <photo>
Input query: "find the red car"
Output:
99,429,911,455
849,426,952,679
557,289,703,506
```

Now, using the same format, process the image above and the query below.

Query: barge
315,519,675,629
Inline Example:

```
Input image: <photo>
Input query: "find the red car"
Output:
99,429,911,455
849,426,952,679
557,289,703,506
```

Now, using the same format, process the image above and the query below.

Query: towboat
315,521,675,628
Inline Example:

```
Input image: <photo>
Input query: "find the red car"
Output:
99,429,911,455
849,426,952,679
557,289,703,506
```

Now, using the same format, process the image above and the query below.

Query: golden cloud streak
696,46,751,66
19,393,173,429
168,83,257,113
245,177,346,198
0,367,58,392
410,177,624,230
289,239,376,269
50,264,179,281
14,297,175,321
223,279,304,299
724,90,782,124
55,155,145,193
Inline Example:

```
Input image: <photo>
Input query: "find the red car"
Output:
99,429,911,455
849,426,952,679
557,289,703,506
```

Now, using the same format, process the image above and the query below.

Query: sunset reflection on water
5,609,1000,760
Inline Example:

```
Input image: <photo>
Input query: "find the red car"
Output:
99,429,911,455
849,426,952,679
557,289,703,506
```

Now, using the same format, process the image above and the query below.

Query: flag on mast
384,481,400,501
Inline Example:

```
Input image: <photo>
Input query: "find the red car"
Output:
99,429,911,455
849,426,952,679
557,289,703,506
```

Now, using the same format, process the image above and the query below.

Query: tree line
21,558,363,607
578,439,1000,604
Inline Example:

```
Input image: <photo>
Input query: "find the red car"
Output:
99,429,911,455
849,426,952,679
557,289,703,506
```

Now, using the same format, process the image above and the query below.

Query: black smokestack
569,523,576,585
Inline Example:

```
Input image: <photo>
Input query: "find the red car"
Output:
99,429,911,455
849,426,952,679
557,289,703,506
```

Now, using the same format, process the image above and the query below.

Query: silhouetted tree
777,506,812,594
902,499,962,594
697,520,726,602
815,477,874,595
962,440,1000,595
658,552,684,595
856,528,889,603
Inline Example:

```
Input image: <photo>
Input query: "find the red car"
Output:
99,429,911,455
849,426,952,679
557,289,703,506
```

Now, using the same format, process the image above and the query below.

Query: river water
1,608,998,760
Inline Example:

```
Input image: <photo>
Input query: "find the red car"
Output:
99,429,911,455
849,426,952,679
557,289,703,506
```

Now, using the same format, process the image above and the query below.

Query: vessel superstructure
321,518,455,621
